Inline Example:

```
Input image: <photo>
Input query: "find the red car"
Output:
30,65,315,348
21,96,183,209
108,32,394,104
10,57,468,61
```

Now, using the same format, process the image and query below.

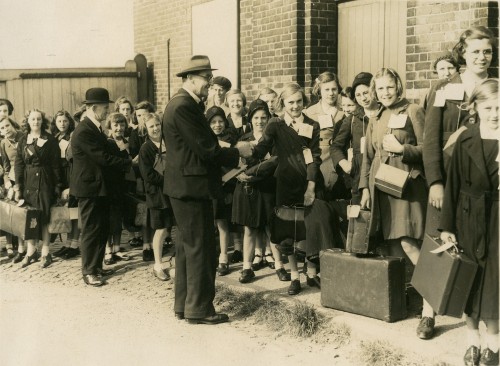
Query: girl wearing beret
138,112,174,281
14,109,63,268
206,76,232,116
440,79,498,366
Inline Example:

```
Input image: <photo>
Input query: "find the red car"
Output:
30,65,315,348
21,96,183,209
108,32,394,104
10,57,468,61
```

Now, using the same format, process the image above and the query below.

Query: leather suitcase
0,199,41,240
320,249,407,322
346,208,372,254
411,234,478,318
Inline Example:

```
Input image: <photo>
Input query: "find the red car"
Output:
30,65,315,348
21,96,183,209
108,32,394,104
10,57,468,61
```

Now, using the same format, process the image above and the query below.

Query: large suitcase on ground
320,249,407,322
411,234,478,318
0,199,41,240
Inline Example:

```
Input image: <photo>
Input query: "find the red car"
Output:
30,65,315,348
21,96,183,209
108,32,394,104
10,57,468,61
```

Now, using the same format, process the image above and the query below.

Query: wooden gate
0,54,153,123
338,0,407,88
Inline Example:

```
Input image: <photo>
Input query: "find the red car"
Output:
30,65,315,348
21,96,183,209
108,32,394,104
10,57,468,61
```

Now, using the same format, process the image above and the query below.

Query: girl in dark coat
49,110,80,260
14,109,62,268
440,79,499,366
138,112,174,281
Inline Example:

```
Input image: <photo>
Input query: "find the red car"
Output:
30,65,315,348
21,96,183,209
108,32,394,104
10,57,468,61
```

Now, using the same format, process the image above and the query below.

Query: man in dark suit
71,88,132,286
162,55,251,324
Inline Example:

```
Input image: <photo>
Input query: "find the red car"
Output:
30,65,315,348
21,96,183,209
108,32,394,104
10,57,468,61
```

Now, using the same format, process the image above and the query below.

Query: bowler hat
83,88,114,104
176,55,217,77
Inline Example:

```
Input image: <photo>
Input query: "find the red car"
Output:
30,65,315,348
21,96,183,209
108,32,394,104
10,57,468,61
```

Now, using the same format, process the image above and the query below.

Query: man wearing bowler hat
162,55,252,324
71,87,132,286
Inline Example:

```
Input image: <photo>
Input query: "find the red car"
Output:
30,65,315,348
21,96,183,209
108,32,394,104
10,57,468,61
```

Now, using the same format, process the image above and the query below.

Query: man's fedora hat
176,55,217,77
83,88,114,104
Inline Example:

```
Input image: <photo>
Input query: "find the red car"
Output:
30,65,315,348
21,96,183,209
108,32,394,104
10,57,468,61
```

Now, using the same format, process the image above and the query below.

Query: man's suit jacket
162,88,239,200
70,117,131,197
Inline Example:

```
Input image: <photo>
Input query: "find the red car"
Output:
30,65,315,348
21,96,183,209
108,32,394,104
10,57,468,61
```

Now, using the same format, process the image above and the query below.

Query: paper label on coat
347,148,353,162
218,140,231,148
318,114,334,129
59,139,69,158
347,205,361,218
444,83,465,100
303,148,313,164
298,124,313,139
35,138,47,147
433,90,446,107
388,114,407,129
69,207,79,220
360,136,366,154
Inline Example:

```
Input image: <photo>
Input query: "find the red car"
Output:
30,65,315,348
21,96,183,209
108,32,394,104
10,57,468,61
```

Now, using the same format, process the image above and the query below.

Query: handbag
345,205,372,254
48,205,72,234
270,205,306,250
374,162,410,198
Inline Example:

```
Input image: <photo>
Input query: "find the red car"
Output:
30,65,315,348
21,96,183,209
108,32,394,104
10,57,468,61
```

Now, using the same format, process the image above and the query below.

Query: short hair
135,100,155,113
275,83,309,114
452,26,497,65
50,110,76,135
225,89,247,107
469,78,498,111
0,116,20,132
114,96,134,113
256,87,277,99
340,87,354,100
311,71,343,98
138,112,161,137
105,112,128,130
0,99,14,115
432,54,460,73
370,68,404,101
24,109,50,133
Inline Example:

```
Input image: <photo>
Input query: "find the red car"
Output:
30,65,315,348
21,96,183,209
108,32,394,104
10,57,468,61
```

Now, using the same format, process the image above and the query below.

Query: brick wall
406,0,499,104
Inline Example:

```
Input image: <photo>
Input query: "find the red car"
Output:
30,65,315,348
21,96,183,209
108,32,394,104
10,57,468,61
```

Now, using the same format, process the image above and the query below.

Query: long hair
138,112,161,138
50,110,76,135
24,109,50,133
369,68,404,101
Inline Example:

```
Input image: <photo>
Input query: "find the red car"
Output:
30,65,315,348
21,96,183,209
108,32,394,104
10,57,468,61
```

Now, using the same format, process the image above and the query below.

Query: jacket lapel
464,128,489,185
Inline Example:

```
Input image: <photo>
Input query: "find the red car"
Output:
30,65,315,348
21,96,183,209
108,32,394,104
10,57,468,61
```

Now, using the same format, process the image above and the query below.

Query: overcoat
440,124,498,319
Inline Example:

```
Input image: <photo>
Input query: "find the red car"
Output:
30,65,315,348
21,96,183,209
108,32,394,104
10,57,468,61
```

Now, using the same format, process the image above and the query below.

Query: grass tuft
359,340,423,366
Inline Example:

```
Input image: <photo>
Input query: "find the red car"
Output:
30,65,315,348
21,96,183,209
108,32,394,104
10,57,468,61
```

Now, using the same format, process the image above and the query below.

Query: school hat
205,106,228,124
350,72,373,100
83,88,114,104
247,99,270,121
176,55,217,77
211,76,232,91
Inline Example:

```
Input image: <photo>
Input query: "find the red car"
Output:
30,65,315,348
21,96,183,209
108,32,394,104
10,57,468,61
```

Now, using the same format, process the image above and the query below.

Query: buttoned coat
162,89,240,200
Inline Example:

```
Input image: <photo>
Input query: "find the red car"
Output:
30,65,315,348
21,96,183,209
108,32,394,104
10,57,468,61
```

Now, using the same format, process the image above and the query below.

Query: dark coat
440,124,498,319
162,89,240,200
15,132,62,222
70,117,131,198
138,138,170,209
423,73,473,186
54,131,71,189
227,115,252,137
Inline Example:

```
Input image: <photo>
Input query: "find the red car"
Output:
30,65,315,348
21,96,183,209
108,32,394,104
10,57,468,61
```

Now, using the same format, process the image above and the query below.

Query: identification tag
303,148,313,164
218,140,231,148
347,205,361,218
388,114,407,129
360,136,366,155
318,114,334,129
444,83,465,100
298,124,313,139
433,90,446,107
347,148,353,162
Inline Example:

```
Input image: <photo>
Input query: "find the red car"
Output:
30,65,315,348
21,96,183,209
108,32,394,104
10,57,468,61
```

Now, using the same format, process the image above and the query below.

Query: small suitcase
0,199,41,240
411,234,478,318
320,249,407,322
345,207,372,254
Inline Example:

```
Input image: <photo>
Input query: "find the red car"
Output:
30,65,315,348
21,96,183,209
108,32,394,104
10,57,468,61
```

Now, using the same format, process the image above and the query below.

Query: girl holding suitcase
359,68,432,338
440,79,498,366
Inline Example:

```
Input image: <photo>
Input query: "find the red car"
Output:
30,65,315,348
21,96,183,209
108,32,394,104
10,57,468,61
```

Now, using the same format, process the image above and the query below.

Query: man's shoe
239,269,255,283
153,267,171,281
186,313,229,325
464,345,481,366
175,312,185,320
480,348,499,366
96,268,114,277
288,279,301,295
217,263,230,276
12,252,26,264
83,274,104,287
142,249,154,262
416,316,435,340
40,254,53,268
53,246,69,257
276,268,291,281
230,250,243,263
63,247,80,259
306,275,321,289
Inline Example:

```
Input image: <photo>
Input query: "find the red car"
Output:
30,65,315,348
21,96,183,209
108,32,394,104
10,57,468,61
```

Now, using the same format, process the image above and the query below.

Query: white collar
284,113,304,126
26,133,42,144
182,86,201,104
